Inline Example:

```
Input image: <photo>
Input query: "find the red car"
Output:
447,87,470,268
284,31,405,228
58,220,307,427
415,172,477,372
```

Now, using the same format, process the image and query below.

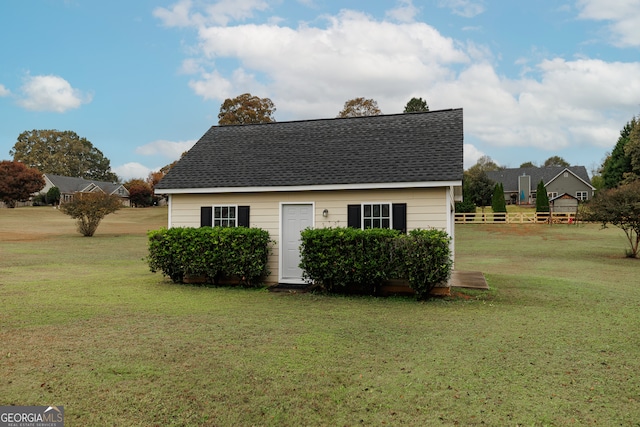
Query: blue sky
1,0,639,181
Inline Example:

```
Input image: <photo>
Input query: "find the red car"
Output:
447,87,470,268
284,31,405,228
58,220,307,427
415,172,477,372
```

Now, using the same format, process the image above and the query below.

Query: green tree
218,93,276,125
601,117,637,188
10,130,118,182
46,186,61,206
337,97,381,118
584,180,640,258
465,170,494,210
520,161,537,168
622,120,640,184
403,97,429,113
467,155,501,176
492,183,507,213
591,174,605,191
463,156,499,212
543,156,570,168
0,160,45,207
59,192,123,236
535,180,549,212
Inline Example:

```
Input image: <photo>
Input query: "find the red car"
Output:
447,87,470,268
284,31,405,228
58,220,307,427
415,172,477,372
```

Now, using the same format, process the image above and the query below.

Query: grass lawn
1,207,639,425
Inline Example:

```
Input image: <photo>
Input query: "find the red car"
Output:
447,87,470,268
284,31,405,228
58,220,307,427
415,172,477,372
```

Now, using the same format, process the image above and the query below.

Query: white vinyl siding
167,187,450,286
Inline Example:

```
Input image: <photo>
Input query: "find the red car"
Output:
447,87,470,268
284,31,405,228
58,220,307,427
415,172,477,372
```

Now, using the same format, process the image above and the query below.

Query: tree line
3,93,638,255
217,93,429,125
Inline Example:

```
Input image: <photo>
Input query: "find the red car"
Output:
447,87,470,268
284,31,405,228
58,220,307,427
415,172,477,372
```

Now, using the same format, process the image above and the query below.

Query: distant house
155,109,464,286
41,174,130,206
487,166,595,205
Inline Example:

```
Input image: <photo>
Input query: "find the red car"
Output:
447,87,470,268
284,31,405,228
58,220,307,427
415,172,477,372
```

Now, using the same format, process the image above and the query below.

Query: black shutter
238,206,250,227
347,204,361,229
392,203,407,233
200,206,212,227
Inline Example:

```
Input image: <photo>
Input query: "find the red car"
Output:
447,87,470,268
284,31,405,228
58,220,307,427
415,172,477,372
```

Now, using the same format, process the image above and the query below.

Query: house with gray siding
41,174,130,205
487,166,595,205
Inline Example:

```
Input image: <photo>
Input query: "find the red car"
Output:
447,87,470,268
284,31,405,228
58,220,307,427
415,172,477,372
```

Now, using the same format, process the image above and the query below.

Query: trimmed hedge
147,227,272,286
299,227,400,294
300,227,452,299
397,229,453,299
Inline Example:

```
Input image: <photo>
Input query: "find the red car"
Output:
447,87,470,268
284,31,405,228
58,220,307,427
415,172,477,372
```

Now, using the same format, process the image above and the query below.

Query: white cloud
158,3,640,158
113,162,156,182
386,0,419,23
438,0,485,18
18,75,91,113
154,0,270,27
577,0,640,47
189,69,235,100
430,58,640,152
153,0,196,27
0,84,10,97
201,0,269,26
463,143,485,169
190,10,468,118
135,139,197,159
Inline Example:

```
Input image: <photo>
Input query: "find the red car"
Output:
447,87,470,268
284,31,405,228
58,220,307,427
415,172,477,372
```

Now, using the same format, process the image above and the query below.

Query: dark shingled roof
486,166,593,192
156,109,463,190
44,174,126,195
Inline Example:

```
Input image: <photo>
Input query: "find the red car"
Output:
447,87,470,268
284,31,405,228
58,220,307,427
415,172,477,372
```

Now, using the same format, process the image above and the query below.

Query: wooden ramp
448,270,489,290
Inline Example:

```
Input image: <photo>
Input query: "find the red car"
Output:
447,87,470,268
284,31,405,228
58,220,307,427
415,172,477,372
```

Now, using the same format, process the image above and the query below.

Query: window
363,203,390,229
347,203,406,233
576,191,588,201
214,206,236,227
547,192,558,199
201,205,250,228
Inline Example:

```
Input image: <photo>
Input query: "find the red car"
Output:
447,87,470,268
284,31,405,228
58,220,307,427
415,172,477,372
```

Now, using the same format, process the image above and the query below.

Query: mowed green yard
1,207,639,426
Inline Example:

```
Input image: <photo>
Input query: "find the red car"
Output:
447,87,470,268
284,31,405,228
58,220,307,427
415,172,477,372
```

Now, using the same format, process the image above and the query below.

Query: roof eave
155,180,463,195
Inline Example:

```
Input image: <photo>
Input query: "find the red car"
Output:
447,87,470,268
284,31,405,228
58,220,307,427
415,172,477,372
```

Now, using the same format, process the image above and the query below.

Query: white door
280,203,313,283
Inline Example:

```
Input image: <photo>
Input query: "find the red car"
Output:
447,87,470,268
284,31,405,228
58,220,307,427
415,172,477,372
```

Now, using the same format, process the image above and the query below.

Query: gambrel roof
156,109,463,192
486,166,594,192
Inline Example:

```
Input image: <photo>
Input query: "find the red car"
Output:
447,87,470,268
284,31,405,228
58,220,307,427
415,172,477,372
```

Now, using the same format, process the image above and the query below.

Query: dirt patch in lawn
481,223,584,240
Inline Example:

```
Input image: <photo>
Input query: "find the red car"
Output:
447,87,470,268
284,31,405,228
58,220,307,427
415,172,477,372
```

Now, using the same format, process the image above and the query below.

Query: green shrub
32,193,48,206
147,227,189,283
397,229,452,300
300,227,452,298
147,227,272,286
46,186,61,205
455,199,476,213
299,227,400,294
492,183,506,213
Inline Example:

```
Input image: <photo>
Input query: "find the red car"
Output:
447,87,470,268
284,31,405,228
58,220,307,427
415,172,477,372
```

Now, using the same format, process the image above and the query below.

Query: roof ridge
213,108,463,128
